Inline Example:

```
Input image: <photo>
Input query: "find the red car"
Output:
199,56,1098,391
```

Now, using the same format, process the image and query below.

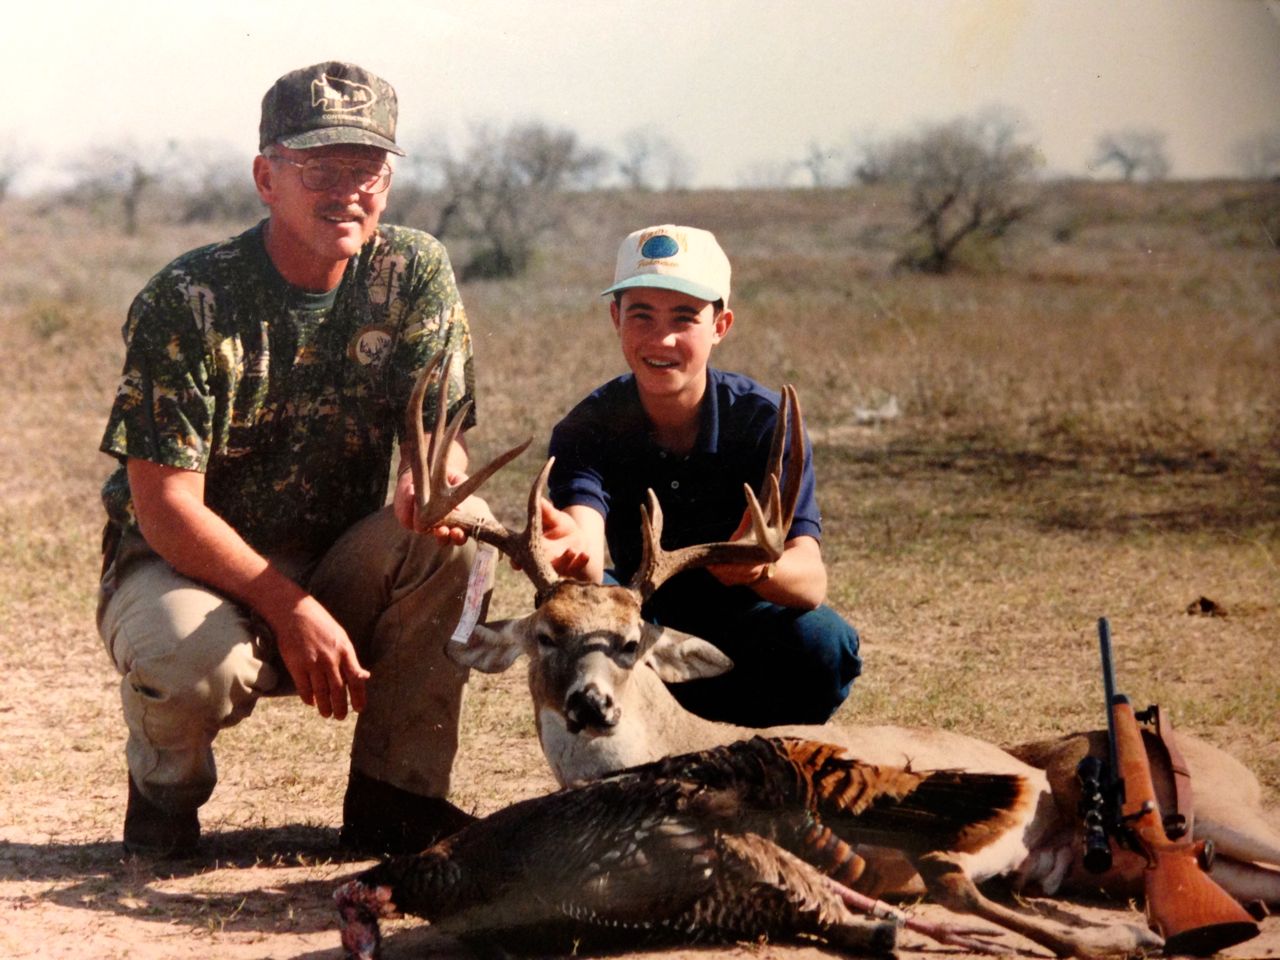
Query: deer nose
564,684,619,734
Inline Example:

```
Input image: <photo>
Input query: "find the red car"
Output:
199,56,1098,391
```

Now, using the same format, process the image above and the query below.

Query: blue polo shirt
548,368,821,584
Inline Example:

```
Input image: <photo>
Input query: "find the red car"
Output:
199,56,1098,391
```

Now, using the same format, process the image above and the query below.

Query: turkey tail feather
773,737,1031,855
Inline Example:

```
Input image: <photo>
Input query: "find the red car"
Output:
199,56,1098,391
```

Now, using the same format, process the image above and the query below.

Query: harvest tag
451,543,497,643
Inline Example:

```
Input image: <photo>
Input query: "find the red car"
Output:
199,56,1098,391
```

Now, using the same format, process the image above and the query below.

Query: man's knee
105,560,278,740
310,502,486,640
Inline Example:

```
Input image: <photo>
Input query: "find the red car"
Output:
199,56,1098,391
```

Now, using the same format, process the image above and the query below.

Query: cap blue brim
600,274,723,303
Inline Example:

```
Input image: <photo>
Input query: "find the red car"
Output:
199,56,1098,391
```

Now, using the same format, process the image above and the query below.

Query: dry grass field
0,181,1276,959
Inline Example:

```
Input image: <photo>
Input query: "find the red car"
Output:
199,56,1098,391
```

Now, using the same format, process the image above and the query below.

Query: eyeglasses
267,154,393,194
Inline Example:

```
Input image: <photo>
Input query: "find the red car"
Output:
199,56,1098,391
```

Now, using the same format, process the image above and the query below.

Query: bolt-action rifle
1077,618,1259,955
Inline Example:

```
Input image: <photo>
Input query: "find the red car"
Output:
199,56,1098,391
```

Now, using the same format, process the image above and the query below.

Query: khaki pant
97,504,487,813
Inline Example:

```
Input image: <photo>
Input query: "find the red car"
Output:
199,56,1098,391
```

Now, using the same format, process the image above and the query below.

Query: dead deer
406,353,1279,957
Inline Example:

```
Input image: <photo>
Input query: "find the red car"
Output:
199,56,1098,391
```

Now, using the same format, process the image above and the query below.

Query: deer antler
627,384,806,601
407,352,560,598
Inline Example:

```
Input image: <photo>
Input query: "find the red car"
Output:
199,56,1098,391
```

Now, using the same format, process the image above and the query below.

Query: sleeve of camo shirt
389,232,476,442
100,272,216,473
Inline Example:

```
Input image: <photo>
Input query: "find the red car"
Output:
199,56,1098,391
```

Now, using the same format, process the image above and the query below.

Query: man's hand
393,435,473,542
127,457,375,720
271,595,370,720
393,459,475,544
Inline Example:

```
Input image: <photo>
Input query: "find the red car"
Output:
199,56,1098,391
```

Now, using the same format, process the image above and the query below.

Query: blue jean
629,570,862,727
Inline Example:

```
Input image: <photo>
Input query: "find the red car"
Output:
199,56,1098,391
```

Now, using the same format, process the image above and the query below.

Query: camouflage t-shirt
99,220,475,563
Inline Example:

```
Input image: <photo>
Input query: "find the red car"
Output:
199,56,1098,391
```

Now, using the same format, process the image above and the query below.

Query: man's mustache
319,207,366,221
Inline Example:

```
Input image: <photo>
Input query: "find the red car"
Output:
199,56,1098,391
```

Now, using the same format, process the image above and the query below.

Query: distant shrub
860,114,1041,274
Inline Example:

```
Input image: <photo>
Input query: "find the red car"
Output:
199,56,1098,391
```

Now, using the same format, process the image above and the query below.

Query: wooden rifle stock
1098,619,1258,955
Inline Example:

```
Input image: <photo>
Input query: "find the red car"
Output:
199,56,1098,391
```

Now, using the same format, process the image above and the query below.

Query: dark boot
123,775,200,858
340,769,477,855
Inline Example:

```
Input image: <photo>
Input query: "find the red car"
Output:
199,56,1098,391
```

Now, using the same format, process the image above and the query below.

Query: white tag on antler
451,543,497,644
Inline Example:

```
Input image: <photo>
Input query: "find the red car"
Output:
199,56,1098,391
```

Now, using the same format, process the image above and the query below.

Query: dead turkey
335,735,1036,958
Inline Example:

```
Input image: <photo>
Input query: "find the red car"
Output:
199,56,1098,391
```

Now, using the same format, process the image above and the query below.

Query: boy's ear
609,298,622,333
712,307,734,342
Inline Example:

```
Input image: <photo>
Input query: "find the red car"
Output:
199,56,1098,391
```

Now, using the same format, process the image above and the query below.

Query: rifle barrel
1098,617,1122,785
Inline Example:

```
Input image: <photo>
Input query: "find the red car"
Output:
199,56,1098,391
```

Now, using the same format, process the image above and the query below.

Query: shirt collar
696,367,722,455
622,367,724,457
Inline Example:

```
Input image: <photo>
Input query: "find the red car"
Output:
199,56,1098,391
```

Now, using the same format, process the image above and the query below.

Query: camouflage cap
259,61,406,156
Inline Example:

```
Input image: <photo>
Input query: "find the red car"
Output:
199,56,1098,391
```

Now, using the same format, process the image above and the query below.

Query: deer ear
642,625,734,682
447,620,526,673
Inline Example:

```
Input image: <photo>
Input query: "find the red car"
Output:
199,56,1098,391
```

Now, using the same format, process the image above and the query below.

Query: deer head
409,352,805,737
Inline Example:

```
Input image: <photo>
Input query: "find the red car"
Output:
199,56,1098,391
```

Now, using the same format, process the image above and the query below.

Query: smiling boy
546,225,861,726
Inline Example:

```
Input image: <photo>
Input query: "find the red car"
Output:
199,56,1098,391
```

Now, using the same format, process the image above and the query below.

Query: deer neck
532,658,751,786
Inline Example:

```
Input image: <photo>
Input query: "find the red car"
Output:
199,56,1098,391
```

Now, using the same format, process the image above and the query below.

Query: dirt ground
2,655,1277,960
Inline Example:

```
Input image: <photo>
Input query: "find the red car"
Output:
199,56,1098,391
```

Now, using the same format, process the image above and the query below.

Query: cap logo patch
311,73,376,114
639,234,680,260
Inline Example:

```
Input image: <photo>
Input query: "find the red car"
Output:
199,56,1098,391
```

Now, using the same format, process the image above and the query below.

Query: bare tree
849,139,894,186
168,140,262,225
1091,128,1171,181
735,158,800,189
873,113,1041,273
844,128,891,185
1232,129,1280,180
799,140,841,188
616,127,694,191
0,145,31,204
67,140,179,234
380,142,450,233
416,122,607,279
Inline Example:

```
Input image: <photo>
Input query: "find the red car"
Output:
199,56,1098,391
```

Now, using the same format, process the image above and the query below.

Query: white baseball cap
602,225,731,305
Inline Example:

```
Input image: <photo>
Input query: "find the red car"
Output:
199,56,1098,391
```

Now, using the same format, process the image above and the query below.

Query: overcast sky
6,0,1280,191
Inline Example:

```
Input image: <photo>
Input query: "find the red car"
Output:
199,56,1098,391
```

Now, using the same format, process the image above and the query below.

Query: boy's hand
706,507,771,587
539,499,592,579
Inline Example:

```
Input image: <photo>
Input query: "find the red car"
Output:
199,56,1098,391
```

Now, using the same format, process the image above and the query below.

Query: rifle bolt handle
1198,837,1215,872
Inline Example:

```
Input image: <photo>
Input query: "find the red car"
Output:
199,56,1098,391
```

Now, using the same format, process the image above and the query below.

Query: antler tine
775,384,804,531
627,384,808,601
410,351,532,527
405,351,559,597
629,490,663,597
516,457,561,598
408,351,446,521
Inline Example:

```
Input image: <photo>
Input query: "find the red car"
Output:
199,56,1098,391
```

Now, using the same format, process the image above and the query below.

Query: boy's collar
626,367,723,457
697,367,723,454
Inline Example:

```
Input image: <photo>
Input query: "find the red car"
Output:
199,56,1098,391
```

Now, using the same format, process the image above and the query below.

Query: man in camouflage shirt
98,62,486,857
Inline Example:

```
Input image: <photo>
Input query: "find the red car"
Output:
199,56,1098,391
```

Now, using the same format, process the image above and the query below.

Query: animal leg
792,824,1005,953
823,876,1012,955
915,852,1163,959
1207,855,1280,910
713,833,899,955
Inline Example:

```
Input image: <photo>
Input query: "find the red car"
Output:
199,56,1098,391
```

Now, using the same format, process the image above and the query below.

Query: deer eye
620,639,640,656
536,632,556,649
